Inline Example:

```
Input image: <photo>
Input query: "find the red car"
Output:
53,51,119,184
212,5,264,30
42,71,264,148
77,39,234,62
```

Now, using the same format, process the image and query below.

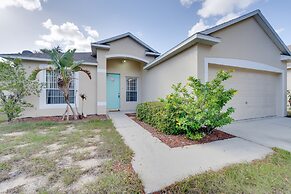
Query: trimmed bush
136,70,236,141
136,102,165,129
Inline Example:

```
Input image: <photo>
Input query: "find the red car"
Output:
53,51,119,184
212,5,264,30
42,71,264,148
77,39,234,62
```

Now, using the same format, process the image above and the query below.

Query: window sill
39,104,77,110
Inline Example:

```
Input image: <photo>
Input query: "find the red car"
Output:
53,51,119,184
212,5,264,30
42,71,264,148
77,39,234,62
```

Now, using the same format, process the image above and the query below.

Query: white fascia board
144,33,221,70
281,55,291,62
0,55,97,66
96,32,159,53
145,52,160,57
91,44,111,50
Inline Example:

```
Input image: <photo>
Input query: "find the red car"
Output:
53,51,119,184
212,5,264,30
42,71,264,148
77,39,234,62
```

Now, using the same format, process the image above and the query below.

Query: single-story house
1,9,291,120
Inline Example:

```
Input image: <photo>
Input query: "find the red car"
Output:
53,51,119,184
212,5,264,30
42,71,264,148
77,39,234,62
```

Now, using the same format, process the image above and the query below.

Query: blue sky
0,0,290,54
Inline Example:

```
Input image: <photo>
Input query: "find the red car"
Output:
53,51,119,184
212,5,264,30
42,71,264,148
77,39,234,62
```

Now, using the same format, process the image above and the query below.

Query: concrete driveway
222,117,291,152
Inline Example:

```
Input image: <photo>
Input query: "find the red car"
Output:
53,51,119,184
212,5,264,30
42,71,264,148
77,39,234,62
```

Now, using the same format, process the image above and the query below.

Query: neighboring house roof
0,51,97,64
91,32,160,54
144,9,291,70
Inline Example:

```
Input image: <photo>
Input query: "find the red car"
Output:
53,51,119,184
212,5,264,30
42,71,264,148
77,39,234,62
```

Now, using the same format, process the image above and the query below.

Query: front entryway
106,73,120,110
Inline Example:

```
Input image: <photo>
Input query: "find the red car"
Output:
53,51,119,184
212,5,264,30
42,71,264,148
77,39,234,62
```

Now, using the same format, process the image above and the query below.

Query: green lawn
0,118,143,193
162,148,291,193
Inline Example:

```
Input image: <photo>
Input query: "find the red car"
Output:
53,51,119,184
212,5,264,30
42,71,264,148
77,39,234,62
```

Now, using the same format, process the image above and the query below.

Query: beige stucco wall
196,17,286,117
107,59,143,111
21,60,97,117
197,18,285,82
95,36,157,114
141,45,198,102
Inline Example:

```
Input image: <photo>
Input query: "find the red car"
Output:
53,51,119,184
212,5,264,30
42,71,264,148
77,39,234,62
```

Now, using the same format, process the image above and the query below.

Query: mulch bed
16,114,108,122
126,113,235,148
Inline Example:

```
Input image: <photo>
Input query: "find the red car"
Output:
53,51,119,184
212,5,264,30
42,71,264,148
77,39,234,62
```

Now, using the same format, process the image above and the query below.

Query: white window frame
38,64,79,109
126,77,138,103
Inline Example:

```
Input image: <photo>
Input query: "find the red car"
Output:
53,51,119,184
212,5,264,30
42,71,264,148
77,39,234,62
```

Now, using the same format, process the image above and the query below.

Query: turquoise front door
106,73,120,110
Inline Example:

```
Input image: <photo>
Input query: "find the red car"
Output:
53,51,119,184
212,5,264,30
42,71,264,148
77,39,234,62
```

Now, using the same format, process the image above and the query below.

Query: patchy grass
62,167,83,186
83,126,143,193
162,148,291,193
0,118,143,193
0,114,7,123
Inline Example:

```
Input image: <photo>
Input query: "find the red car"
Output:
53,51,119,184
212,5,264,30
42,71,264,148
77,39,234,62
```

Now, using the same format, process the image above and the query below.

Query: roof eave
144,33,221,70
93,32,159,54
0,55,97,66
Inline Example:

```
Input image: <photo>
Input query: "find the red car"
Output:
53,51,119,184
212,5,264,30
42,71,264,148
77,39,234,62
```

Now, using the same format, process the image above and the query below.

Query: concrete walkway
109,112,273,193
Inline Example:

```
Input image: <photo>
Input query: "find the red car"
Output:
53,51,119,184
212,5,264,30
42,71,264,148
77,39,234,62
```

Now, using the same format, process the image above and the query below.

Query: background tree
31,48,91,120
287,90,291,107
0,59,42,122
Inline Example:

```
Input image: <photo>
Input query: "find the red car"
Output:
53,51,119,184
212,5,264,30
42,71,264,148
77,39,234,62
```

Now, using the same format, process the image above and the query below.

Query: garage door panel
209,64,279,120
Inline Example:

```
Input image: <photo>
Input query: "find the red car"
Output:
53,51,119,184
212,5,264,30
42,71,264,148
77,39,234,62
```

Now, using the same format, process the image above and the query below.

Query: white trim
38,65,79,109
125,76,139,103
97,68,106,73
144,33,221,70
97,101,107,106
145,52,160,57
106,54,149,64
204,57,285,117
95,32,159,54
281,55,291,62
0,55,97,66
91,44,111,50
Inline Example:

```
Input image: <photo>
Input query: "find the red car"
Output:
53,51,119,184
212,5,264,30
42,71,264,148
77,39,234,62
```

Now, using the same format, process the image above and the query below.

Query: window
126,77,137,102
46,70,75,104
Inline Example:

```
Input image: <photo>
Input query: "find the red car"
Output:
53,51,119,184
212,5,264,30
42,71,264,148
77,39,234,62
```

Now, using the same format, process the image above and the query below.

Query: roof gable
201,10,290,56
93,32,159,54
145,10,290,70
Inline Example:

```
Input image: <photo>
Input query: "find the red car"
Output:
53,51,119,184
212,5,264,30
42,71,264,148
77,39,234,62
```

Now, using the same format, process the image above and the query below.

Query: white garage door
208,64,280,120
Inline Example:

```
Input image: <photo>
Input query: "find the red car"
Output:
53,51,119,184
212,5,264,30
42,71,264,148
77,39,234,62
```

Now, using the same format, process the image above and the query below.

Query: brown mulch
126,113,235,148
16,114,108,122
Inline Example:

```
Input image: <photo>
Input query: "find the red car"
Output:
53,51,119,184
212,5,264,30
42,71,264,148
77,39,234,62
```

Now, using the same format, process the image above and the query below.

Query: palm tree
31,48,91,120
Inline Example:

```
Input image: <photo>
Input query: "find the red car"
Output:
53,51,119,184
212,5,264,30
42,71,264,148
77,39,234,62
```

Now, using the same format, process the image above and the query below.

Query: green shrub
136,102,165,129
136,70,236,141
0,59,42,121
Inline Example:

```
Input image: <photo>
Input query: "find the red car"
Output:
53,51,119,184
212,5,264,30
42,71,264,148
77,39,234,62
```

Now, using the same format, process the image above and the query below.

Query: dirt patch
16,115,108,123
126,113,235,148
0,175,36,193
0,154,15,162
71,174,96,190
2,132,26,137
15,143,31,149
47,143,63,151
76,159,106,171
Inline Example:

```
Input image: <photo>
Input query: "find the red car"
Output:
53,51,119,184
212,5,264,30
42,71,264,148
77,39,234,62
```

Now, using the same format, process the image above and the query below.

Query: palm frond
60,49,76,67
30,67,53,80
72,66,92,79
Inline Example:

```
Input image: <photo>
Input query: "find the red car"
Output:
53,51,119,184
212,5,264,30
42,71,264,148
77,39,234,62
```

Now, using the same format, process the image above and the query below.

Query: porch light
122,59,127,63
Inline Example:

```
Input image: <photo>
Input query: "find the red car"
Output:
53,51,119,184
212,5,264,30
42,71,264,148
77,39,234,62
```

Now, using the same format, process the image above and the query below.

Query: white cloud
84,26,99,38
180,0,199,7
198,0,258,18
215,12,241,25
188,19,210,37
275,28,285,34
35,19,99,51
0,0,47,11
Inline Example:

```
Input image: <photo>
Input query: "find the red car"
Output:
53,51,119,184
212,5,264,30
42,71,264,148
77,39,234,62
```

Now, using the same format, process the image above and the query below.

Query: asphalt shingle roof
0,51,97,64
